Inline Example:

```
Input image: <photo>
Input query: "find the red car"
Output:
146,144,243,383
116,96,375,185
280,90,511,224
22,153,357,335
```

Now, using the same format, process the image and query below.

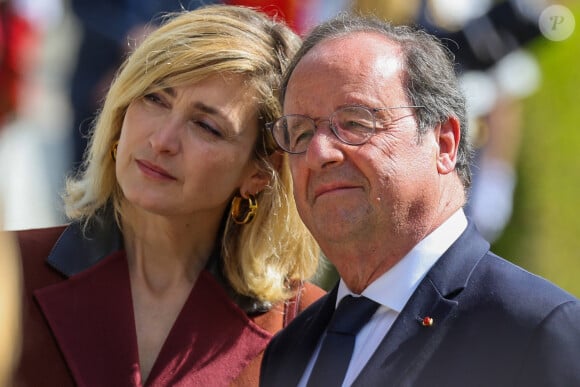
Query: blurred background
1,0,579,297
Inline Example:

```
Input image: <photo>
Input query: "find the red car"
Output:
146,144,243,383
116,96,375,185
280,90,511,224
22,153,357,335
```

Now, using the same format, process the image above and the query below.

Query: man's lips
313,183,360,200
136,159,177,180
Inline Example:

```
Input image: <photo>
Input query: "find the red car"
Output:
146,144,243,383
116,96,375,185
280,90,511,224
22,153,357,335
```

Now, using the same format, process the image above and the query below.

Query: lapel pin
421,316,434,327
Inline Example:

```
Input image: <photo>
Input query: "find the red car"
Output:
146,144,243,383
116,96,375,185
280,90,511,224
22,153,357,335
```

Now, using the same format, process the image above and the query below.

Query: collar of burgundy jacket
42,208,272,314
46,210,123,278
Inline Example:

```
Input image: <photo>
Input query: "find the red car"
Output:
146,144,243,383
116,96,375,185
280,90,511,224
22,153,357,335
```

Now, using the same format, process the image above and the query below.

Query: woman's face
115,74,267,221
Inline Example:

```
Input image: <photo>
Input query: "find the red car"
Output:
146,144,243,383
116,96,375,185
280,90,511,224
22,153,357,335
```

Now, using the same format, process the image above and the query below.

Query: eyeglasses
267,105,424,154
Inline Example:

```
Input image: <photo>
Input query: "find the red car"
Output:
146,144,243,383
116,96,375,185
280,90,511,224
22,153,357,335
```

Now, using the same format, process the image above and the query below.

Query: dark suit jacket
260,221,580,387
14,218,324,387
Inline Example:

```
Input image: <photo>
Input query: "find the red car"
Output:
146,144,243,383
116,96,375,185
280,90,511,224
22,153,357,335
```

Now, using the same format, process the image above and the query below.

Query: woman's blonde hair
63,5,319,305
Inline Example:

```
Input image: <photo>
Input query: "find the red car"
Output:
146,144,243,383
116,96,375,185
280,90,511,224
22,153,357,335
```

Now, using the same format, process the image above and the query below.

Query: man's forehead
309,31,402,57
296,32,404,75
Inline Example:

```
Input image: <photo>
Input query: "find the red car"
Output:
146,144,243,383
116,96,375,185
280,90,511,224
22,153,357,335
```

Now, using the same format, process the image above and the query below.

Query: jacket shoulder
16,226,67,259
474,252,578,312
251,281,326,335
298,281,327,313
16,226,68,289
233,282,325,387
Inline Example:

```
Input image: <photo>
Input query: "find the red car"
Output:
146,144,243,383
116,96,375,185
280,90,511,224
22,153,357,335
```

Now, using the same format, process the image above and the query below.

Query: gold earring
231,194,258,225
111,141,119,161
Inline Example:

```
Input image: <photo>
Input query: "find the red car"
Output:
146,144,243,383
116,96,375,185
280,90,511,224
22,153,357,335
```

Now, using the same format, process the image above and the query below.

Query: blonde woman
15,5,323,386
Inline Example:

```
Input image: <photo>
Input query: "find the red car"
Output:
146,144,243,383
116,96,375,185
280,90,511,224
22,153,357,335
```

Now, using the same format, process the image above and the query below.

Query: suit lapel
353,278,457,386
280,288,338,387
35,251,142,386
146,271,272,387
353,221,490,386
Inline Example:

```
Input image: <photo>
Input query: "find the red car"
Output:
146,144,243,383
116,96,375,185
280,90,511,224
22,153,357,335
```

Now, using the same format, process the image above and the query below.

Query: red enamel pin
421,316,434,327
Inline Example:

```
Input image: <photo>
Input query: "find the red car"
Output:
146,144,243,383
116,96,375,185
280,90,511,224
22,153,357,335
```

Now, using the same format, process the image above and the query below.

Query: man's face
284,32,443,252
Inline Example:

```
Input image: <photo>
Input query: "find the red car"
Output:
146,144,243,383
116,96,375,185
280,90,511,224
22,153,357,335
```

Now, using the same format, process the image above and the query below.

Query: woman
15,5,323,386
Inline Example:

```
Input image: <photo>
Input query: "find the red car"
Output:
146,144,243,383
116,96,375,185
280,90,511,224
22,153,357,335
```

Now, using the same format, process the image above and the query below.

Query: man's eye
292,129,313,148
342,119,373,130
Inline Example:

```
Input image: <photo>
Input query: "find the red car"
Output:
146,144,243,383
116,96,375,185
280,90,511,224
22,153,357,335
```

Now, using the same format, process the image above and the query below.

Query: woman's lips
136,159,177,180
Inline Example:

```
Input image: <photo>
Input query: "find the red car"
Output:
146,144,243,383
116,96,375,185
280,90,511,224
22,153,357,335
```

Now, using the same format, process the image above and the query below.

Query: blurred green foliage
493,3,580,297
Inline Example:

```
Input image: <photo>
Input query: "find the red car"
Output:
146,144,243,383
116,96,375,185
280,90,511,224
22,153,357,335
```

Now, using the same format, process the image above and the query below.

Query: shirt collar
337,209,468,311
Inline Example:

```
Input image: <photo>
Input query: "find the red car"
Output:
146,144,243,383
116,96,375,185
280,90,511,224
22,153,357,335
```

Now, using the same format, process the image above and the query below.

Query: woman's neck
120,205,222,293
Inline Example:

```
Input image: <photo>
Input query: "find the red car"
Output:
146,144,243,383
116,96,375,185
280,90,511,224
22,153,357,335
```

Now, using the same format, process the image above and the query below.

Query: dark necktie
307,295,380,387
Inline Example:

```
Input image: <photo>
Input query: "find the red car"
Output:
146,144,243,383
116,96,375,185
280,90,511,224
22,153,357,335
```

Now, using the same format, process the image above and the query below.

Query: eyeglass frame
266,105,425,154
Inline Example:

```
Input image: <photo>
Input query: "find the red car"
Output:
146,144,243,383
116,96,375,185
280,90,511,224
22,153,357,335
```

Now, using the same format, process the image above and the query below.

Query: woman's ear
240,152,282,196
435,116,460,175
268,150,283,172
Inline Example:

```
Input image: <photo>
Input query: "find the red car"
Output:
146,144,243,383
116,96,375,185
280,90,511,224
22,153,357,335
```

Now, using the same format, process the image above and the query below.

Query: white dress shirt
298,209,468,387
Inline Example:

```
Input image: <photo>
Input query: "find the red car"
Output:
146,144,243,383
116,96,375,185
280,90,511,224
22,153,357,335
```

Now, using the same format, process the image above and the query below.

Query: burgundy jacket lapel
147,271,272,387
36,251,273,387
35,251,142,387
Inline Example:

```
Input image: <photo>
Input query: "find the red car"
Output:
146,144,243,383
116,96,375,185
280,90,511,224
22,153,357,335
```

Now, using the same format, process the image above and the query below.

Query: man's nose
304,121,345,169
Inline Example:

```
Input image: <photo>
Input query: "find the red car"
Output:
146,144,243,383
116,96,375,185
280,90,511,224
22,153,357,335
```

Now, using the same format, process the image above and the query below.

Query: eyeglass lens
273,106,375,154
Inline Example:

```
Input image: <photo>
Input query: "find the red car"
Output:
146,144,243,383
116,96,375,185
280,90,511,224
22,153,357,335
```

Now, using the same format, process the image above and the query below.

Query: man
260,13,580,387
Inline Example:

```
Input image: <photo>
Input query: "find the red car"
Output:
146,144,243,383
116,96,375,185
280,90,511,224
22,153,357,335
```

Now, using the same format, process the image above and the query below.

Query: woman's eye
194,120,223,138
144,93,164,105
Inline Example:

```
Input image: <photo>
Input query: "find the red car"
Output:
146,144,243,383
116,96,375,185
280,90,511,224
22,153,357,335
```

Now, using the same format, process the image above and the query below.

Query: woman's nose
149,118,181,155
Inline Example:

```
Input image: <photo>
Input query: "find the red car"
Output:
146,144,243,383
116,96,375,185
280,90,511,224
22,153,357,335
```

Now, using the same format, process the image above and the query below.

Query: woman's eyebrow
192,101,237,131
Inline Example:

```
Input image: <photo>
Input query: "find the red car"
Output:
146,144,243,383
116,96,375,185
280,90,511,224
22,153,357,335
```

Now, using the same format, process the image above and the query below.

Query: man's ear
240,152,283,196
435,116,461,175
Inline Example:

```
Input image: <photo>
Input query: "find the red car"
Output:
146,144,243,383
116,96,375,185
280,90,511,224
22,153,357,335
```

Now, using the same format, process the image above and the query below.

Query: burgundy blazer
14,221,324,387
